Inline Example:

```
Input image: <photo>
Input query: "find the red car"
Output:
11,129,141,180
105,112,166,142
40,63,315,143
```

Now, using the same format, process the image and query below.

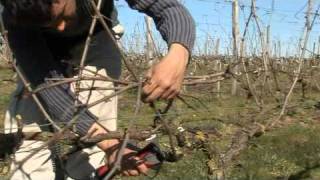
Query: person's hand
88,123,148,176
143,43,189,102
106,147,149,176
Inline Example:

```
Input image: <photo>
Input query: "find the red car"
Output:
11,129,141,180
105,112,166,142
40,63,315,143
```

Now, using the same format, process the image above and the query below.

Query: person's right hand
106,147,149,176
88,123,149,176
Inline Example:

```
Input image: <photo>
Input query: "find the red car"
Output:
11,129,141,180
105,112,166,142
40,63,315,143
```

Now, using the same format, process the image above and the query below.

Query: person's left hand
143,43,189,102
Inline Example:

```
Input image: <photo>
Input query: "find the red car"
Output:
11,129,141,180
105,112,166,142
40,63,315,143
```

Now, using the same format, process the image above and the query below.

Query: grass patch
229,124,320,180
0,68,15,130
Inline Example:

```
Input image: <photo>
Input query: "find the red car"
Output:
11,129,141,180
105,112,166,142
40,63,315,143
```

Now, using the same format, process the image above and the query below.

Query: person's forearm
37,73,98,136
168,43,189,65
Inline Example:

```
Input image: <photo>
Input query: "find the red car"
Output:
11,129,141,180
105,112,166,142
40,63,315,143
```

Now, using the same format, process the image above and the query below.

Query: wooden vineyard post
231,0,240,96
145,16,154,67
215,38,221,97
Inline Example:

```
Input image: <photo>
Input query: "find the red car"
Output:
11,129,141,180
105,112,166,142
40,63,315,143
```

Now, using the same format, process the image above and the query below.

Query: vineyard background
2,0,320,179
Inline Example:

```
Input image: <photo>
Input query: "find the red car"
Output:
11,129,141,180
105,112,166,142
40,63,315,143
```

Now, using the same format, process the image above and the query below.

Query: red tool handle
95,143,163,179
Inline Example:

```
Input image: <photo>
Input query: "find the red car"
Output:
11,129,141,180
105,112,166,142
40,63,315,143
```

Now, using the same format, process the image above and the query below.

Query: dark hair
0,0,53,26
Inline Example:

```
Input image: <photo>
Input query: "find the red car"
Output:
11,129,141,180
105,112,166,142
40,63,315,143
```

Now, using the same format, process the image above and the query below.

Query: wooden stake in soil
145,16,154,66
231,0,240,96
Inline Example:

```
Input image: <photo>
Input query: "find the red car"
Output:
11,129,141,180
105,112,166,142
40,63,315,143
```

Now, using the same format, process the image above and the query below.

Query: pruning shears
93,142,164,180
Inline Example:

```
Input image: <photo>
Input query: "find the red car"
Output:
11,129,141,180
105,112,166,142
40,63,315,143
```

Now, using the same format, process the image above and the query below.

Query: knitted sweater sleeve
125,0,196,53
